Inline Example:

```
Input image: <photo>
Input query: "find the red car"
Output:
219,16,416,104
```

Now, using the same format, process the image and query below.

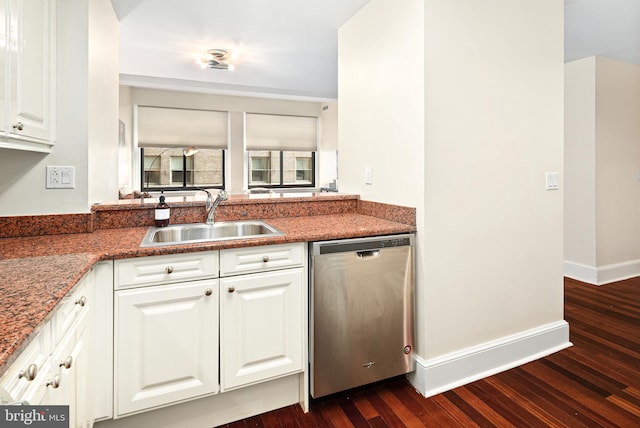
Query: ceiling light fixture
199,49,235,71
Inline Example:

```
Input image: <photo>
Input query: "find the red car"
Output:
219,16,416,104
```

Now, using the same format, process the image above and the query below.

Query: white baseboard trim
564,259,640,285
597,259,640,285
407,321,571,398
563,261,598,284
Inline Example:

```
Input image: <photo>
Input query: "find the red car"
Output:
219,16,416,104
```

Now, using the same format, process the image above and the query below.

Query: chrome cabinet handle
59,356,73,370
205,288,213,296
12,122,23,131
75,296,87,306
165,266,174,274
18,364,37,381
262,255,269,263
46,374,61,389
228,286,235,293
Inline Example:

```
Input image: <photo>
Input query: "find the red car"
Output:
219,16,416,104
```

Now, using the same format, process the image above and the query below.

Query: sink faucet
202,189,229,225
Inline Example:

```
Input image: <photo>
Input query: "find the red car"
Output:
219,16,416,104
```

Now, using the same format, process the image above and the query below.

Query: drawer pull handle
228,286,235,293
12,122,24,131
59,356,73,370
18,364,38,381
75,296,87,306
165,266,174,274
205,288,213,296
262,255,270,263
46,374,61,389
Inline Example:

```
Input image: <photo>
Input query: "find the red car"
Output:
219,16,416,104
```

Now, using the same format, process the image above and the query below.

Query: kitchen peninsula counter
0,194,416,375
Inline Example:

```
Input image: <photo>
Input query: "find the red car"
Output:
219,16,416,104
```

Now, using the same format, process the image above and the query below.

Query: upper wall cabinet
0,0,55,153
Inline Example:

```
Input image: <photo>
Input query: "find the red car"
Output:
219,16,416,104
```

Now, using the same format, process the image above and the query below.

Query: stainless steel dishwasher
310,234,415,398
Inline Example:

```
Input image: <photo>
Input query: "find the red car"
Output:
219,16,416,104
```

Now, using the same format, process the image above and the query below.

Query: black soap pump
154,192,170,227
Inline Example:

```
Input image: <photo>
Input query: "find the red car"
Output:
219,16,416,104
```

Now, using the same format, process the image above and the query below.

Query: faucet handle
218,190,229,201
198,189,214,210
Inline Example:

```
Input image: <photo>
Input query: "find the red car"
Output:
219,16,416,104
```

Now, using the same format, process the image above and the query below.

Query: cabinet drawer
0,326,50,403
115,251,219,289
220,243,304,277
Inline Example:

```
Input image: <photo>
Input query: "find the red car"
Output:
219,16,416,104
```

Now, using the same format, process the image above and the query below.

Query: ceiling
112,0,369,100
112,0,640,101
564,0,640,64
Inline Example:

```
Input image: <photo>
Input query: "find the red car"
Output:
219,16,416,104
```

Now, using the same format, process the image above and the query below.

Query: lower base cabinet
114,279,219,417
48,308,91,428
0,267,95,428
220,268,304,390
109,243,307,424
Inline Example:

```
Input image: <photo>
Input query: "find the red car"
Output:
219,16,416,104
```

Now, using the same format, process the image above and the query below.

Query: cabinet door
115,279,219,417
8,0,54,142
47,325,79,427
47,287,91,428
73,317,91,428
220,268,304,391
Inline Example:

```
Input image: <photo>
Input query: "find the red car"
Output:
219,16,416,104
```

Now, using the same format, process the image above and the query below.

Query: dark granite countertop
0,212,416,375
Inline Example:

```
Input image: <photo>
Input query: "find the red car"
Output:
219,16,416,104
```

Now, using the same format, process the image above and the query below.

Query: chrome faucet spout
201,189,228,225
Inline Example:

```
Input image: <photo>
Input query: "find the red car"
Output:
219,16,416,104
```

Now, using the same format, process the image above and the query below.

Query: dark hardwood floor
221,276,640,427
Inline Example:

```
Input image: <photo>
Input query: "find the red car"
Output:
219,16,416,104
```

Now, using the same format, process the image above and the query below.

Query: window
295,156,312,183
247,151,315,187
142,148,224,190
250,155,272,184
137,106,228,191
245,113,317,189
170,156,194,185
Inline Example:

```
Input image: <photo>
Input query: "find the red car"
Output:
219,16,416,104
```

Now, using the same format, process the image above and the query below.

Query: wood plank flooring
220,276,640,427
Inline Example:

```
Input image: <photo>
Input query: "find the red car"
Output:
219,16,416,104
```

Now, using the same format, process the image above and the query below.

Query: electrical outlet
47,166,75,189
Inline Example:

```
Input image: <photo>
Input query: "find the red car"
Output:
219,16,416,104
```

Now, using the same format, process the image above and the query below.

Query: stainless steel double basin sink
140,220,283,247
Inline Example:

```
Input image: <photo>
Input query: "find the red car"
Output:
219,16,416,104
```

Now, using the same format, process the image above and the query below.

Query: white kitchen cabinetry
92,261,114,422
0,267,93,428
108,244,307,425
0,0,56,152
0,323,51,405
220,243,305,391
114,253,219,417
49,266,94,428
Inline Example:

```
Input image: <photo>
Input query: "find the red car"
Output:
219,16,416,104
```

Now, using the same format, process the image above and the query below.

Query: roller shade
137,106,228,149
245,113,318,151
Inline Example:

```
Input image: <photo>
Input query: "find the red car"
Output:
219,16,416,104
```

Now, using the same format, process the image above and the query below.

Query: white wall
319,102,338,189
338,0,424,207
88,0,120,205
340,0,566,395
422,0,564,355
565,57,640,284
118,86,133,194
564,58,597,269
595,58,640,267
0,0,119,215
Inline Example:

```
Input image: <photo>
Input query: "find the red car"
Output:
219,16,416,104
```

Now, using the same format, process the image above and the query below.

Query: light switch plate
545,172,559,190
364,166,372,185
47,166,75,189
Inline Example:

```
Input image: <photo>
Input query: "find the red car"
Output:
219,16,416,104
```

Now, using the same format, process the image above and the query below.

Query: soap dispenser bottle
154,193,170,227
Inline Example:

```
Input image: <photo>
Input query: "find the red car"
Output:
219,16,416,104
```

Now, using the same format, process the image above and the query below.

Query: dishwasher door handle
356,249,380,258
